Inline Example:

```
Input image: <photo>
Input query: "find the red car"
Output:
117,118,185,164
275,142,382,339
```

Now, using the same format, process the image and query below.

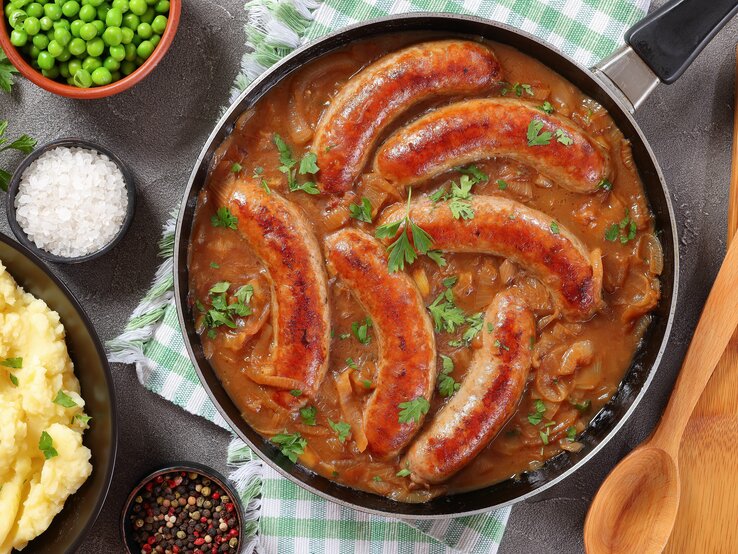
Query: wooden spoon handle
651,231,738,454
729,45,738,241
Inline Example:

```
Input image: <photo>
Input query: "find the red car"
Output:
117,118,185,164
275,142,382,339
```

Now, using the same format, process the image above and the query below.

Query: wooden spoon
584,227,738,553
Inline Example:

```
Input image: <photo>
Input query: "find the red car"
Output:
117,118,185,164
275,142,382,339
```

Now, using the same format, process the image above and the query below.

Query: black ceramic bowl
0,231,117,553
120,462,245,554
6,138,136,264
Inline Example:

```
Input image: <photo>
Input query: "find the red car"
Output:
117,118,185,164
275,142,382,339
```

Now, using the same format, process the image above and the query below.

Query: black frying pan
173,0,736,517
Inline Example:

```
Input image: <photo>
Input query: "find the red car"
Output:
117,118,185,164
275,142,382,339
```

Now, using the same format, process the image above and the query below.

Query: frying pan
174,0,736,517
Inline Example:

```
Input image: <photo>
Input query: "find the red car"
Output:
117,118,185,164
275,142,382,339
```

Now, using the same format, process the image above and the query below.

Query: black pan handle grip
625,0,738,84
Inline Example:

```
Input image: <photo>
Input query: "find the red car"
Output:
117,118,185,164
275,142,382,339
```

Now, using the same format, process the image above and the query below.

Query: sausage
216,176,331,402
404,291,535,484
324,228,436,458
312,41,502,194
374,98,611,194
377,195,602,320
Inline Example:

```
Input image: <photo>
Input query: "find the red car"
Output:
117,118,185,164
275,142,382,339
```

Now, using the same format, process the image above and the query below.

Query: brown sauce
188,34,662,502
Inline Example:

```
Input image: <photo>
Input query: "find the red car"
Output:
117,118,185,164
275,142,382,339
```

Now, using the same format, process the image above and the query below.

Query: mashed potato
0,261,92,553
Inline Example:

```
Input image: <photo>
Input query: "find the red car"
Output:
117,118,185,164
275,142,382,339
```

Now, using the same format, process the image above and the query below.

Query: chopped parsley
571,399,591,412
202,282,253,337
298,151,319,175
74,413,92,426
459,312,485,345
456,164,488,183
210,262,220,269
9,373,18,386
53,390,78,408
1,357,22,368
502,82,534,97
398,397,430,424
253,166,271,194
231,162,242,173
396,463,412,478
605,208,637,244
375,190,433,273
426,250,447,267
289,389,303,397
351,317,372,345
527,399,547,425
349,197,372,223
345,358,358,370
527,119,552,147
598,178,613,191
555,129,573,146
497,179,509,190
437,355,460,398
566,426,577,441
273,133,320,195
429,187,446,203
39,431,58,460
550,220,560,234
494,339,510,351
448,175,475,220
210,207,238,230
372,476,383,482
428,286,466,333
271,432,307,463
300,406,317,426
361,379,372,389
539,101,554,114
328,419,351,443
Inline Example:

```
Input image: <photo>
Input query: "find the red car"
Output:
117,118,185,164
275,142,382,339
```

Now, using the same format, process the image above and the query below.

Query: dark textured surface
0,0,734,552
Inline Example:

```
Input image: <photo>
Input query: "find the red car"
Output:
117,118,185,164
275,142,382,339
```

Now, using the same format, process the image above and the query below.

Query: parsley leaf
273,133,296,172
550,221,560,234
39,431,58,460
298,151,319,175
351,317,372,344
605,208,637,244
448,175,475,220
252,166,271,194
375,190,434,273
396,466,412,478
497,179,508,190
554,129,573,146
566,426,577,441
273,134,320,195
1,357,22,368
428,287,466,333
231,162,242,173
527,119,552,147
429,188,446,203
456,164,488,183
361,379,372,389
300,406,317,426
539,101,554,114
398,397,430,424
202,281,253,335
502,82,534,97
0,49,17,93
345,358,358,370
289,389,302,397
571,399,591,412
328,419,351,443
349,197,372,223
211,207,238,230
527,399,546,425
598,178,613,191
74,413,92,426
494,338,510,351
437,355,460,398
53,390,78,408
460,312,485,344
372,476,383,482
9,373,18,386
271,432,307,463
426,250,447,267
0,122,36,191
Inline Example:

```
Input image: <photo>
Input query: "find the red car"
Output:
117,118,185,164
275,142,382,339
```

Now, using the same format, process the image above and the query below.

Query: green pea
39,15,53,30
61,0,79,17
87,0,104,7
73,68,92,87
32,33,49,49
26,2,44,18
53,19,69,30
68,36,86,55
90,66,111,85
102,25,122,45
120,59,135,75
70,18,84,36
78,3,95,21
154,0,167,12
102,55,119,71
128,0,145,15
146,0,156,5
57,47,71,61
91,20,103,34
122,12,138,29
104,6,121,25
86,37,104,56
53,27,71,45
23,16,41,35
150,14,165,34
108,43,125,60
97,5,109,19
47,38,63,56
111,0,129,12
43,3,62,20
81,56,101,72
136,38,153,59
10,29,28,47
110,70,120,81
79,22,96,39
149,33,158,47
136,22,151,38
68,58,82,74
8,9,27,30
123,42,136,60
37,50,55,69
120,25,133,43
140,6,153,23
42,65,59,78
59,60,70,77
28,45,41,59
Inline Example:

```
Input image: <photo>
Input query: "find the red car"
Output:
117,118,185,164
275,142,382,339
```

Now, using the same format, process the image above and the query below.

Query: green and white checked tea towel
109,1,650,552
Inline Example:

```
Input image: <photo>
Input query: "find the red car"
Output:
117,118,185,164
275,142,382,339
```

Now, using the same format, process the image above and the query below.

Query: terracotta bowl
0,0,181,99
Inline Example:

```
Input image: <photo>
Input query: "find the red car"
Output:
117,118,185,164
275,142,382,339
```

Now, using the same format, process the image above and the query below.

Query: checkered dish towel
108,0,650,552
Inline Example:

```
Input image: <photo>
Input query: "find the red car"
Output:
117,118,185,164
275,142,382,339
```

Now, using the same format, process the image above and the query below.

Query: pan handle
594,0,738,112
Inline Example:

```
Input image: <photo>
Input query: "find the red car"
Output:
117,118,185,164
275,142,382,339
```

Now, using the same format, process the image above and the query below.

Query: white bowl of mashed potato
0,233,116,553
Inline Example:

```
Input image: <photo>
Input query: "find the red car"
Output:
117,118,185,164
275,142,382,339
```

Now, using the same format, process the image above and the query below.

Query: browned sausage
377,195,602,320
216,176,330,402
312,41,502,194
374,98,611,194
324,228,436,459
404,291,535,484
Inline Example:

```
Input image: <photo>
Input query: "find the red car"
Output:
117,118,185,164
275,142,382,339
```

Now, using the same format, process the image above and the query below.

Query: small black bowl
6,138,136,264
120,462,246,554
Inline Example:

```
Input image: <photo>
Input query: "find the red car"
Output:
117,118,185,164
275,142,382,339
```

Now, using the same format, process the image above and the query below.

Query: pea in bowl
0,0,181,99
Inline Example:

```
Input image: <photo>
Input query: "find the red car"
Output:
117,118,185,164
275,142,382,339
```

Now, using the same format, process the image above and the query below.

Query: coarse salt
15,146,128,258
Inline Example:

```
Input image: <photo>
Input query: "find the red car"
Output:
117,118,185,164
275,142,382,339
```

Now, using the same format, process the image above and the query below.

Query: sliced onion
559,340,594,376
412,268,430,298
336,370,368,452
639,233,664,276
499,259,518,285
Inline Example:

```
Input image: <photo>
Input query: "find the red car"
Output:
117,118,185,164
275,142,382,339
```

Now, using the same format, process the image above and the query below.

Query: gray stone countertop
0,0,735,552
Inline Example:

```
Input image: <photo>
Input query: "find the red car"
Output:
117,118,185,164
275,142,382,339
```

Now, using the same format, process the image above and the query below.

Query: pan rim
174,12,679,518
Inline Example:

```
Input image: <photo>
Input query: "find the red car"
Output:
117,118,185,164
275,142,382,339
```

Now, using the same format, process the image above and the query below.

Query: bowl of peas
0,0,180,98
